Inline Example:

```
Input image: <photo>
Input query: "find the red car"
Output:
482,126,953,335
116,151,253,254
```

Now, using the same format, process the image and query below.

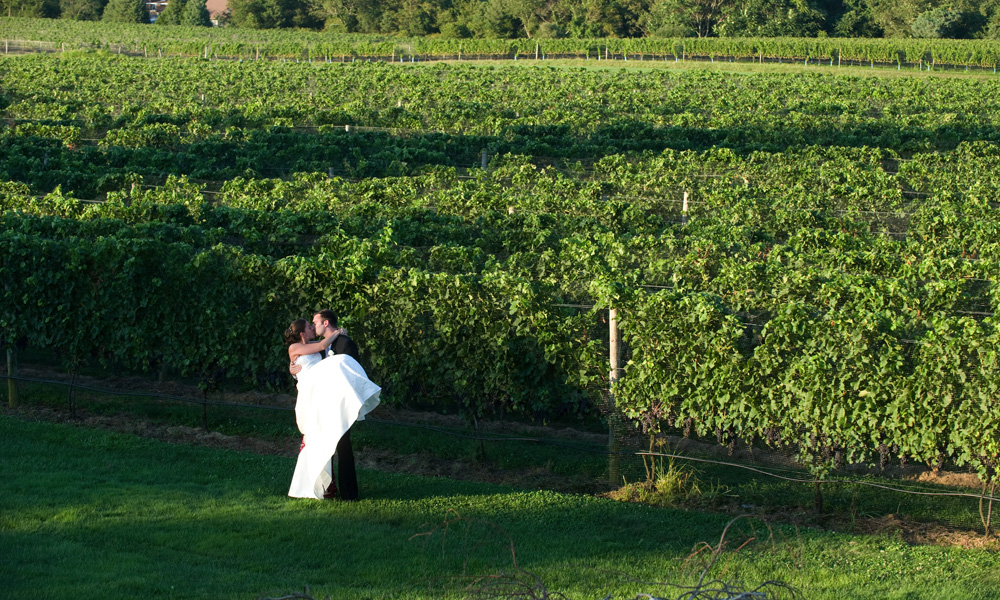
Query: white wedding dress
288,352,381,499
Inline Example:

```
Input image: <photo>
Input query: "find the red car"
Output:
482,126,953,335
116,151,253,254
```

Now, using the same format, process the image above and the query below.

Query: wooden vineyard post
7,348,17,408
481,149,489,170
608,307,622,486
682,191,689,225
68,373,77,416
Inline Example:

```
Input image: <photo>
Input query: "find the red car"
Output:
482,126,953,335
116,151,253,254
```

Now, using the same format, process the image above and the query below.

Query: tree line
4,0,1000,39
2,0,211,25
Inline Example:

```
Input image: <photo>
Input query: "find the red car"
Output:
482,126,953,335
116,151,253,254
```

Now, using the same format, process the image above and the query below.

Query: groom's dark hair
314,309,337,326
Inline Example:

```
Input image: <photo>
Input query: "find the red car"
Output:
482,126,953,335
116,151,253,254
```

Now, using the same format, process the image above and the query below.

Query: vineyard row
9,19,1000,67
3,218,999,484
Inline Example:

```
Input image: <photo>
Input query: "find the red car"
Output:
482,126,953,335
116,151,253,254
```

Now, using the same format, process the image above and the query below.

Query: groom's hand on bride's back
289,362,302,376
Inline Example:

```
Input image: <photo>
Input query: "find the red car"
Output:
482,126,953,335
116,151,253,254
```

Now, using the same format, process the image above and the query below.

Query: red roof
205,0,226,16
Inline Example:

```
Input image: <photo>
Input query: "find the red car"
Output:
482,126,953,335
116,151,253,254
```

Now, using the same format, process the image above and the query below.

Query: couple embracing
284,310,381,500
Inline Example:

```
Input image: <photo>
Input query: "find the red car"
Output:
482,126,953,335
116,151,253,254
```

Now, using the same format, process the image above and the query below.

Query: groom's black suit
326,334,362,501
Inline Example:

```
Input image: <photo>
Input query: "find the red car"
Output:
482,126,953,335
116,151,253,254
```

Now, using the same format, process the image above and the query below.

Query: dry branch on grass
408,512,798,600
262,514,797,599
620,515,799,600
259,587,328,600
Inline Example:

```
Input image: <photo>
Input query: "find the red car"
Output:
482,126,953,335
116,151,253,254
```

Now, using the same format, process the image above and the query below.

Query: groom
289,309,364,501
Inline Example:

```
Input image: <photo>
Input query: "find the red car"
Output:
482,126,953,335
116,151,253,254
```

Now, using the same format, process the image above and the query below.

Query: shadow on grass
6,413,1000,599
0,413,756,598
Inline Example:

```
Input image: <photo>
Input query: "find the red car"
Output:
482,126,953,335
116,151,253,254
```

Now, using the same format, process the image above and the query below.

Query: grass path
3,413,1000,599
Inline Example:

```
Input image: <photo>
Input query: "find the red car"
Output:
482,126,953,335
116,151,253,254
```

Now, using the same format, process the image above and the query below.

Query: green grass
9,372,997,534
3,413,1000,599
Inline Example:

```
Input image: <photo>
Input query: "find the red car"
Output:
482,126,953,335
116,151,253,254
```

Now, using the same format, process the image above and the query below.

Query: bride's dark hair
284,319,308,347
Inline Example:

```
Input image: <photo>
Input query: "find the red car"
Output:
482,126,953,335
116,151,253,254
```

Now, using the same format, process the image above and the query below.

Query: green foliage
3,0,1000,38
0,0,59,17
227,0,321,29
717,0,827,37
867,0,934,38
100,0,149,22
60,0,107,20
608,462,703,507
179,0,210,26
438,21,472,39
911,6,973,38
833,0,883,36
640,0,700,38
154,0,183,24
608,441,718,508
7,17,1000,65
6,48,1000,486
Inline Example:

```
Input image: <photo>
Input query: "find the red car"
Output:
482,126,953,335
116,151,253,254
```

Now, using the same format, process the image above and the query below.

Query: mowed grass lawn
3,413,999,600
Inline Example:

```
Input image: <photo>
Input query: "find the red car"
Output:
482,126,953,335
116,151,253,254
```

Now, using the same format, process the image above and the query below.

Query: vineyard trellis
5,38,1000,509
9,22,1000,72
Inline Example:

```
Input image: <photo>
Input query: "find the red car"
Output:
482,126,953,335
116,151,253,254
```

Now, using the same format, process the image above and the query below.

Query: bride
284,318,381,499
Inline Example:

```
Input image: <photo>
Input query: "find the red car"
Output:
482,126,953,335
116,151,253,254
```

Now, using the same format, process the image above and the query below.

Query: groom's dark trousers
329,334,363,501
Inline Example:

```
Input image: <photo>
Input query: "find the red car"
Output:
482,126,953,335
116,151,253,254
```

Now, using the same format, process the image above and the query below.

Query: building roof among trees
205,0,225,16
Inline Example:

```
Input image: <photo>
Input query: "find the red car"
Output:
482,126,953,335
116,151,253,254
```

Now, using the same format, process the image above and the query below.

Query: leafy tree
180,0,211,25
866,0,933,37
155,0,184,23
380,0,437,35
982,0,1000,36
717,0,825,36
60,0,107,19
833,0,883,36
437,20,471,38
227,0,320,28
911,6,972,37
1,0,58,17
312,0,384,32
451,0,546,38
552,0,613,37
506,0,551,37
641,0,727,37
591,0,649,37
534,20,567,37
456,0,521,37
101,0,149,22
